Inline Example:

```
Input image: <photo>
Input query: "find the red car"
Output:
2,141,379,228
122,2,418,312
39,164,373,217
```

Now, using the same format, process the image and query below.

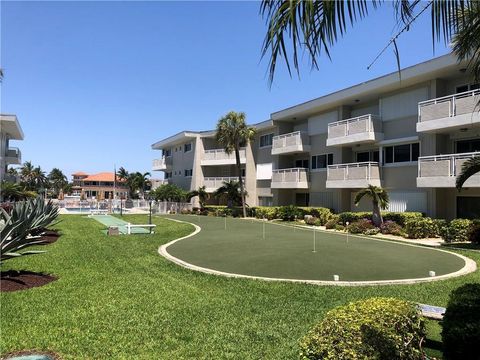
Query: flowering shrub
347,219,374,234
380,221,405,236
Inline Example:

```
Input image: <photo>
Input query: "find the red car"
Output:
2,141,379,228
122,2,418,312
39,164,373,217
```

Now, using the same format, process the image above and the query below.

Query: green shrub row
299,297,425,360
338,211,423,226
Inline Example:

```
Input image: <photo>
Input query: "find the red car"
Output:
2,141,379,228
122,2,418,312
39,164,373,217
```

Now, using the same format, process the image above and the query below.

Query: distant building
71,172,128,199
0,114,23,183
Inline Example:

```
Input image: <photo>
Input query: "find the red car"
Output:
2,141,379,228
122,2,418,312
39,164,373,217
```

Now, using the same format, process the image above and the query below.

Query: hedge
439,218,473,243
405,218,438,239
338,211,423,226
442,283,480,360
299,297,425,360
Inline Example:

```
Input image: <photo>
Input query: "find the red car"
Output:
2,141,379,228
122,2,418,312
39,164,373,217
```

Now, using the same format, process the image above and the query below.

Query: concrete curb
158,216,477,287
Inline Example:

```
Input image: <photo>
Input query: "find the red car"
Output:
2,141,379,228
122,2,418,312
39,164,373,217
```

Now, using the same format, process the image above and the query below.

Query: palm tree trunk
372,200,383,227
235,146,247,218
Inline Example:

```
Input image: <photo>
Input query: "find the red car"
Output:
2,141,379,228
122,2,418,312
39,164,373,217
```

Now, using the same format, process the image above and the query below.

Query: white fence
55,199,192,214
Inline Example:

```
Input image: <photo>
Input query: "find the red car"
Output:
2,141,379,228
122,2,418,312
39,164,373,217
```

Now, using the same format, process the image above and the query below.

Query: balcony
5,147,21,165
271,131,310,155
201,148,246,166
204,176,242,192
327,114,383,147
271,168,309,189
417,152,480,187
417,90,480,133
326,162,382,188
152,156,171,171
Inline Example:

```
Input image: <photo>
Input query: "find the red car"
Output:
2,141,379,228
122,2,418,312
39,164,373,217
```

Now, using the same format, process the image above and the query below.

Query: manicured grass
166,215,466,281
1,214,479,359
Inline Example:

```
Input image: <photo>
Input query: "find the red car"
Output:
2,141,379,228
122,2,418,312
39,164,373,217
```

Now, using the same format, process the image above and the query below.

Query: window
260,133,274,147
184,169,193,177
295,159,309,168
258,196,273,207
311,153,333,169
165,172,172,179
384,143,419,164
241,168,246,177
164,149,172,157
184,143,192,152
456,83,479,93
456,139,480,153
356,150,379,163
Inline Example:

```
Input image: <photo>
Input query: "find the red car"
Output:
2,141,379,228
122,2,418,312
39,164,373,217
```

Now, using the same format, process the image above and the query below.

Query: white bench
126,223,157,234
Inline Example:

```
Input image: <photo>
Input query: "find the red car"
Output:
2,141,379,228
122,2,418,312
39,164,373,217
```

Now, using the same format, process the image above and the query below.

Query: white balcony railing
327,114,382,146
152,157,167,171
326,162,381,188
5,147,21,164
271,131,310,155
417,90,480,132
271,168,309,189
417,152,480,187
202,148,246,165
204,176,243,192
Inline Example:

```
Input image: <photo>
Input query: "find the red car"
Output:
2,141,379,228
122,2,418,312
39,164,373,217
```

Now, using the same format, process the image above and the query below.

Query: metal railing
327,114,381,139
271,168,309,184
418,89,480,122
203,148,246,162
327,162,381,181
272,131,309,150
204,176,242,190
418,151,480,177
152,157,167,170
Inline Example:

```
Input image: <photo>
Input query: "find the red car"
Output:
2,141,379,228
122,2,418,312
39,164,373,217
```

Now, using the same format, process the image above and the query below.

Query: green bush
254,206,278,220
335,224,345,231
440,218,473,243
347,218,374,234
432,218,448,237
304,216,318,226
469,219,480,244
442,283,480,360
382,212,423,226
325,215,339,230
405,218,437,239
299,207,333,225
364,227,380,236
299,297,425,360
277,205,302,221
338,211,371,224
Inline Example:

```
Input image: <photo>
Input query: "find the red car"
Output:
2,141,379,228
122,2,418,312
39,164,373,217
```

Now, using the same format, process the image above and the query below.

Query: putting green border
158,217,477,286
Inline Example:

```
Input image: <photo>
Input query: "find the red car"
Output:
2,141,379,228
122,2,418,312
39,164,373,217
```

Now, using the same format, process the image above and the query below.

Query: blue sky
1,1,449,179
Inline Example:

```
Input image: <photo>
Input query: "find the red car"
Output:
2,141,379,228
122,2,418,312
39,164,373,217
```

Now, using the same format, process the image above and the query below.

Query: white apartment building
152,54,480,219
0,114,23,183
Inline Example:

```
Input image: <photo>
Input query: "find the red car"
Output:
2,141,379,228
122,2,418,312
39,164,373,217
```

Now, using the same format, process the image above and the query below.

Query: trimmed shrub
382,212,423,226
335,224,345,231
442,283,480,360
277,205,302,221
439,219,472,243
347,218,374,234
405,218,437,239
299,297,425,360
432,218,448,237
380,220,405,236
469,219,480,244
304,216,318,226
325,215,339,230
299,207,333,225
338,211,371,224
254,206,278,220
364,227,380,235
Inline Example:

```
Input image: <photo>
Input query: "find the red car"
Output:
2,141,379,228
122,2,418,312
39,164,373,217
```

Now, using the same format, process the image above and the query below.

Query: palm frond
456,156,480,190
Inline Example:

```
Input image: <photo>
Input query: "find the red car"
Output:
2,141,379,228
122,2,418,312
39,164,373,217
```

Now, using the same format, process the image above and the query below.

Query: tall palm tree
48,168,68,197
134,172,151,199
32,166,48,194
20,161,35,189
260,1,475,84
214,180,243,208
117,167,129,181
456,156,480,190
215,111,256,217
354,185,389,227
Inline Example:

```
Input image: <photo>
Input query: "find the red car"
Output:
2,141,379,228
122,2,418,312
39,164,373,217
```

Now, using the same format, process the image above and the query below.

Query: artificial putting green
164,215,467,282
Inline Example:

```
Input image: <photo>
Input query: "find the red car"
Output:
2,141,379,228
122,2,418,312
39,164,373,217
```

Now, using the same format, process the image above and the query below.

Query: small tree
456,156,480,191
354,185,389,227
188,186,209,209
215,111,256,217
214,180,243,208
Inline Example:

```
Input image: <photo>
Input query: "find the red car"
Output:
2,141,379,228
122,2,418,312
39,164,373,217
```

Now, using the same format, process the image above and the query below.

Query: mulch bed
0,270,58,292
37,230,61,245
1,349,61,359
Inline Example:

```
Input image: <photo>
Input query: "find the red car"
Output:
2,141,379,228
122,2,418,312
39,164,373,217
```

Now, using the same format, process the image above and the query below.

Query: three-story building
152,54,480,219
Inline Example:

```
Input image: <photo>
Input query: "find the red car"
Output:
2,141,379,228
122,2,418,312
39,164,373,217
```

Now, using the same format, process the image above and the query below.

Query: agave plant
0,197,59,263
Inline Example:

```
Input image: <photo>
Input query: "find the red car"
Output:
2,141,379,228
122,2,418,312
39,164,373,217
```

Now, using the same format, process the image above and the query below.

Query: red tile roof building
71,172,128,199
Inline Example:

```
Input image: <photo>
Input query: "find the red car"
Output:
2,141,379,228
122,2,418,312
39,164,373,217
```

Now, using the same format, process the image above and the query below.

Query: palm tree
188,186,209,209
354,185,389,227
214,180,243,208
117,167,129,181
20,161,35,189
215,111,256,217
260,1,476,85
0,181,35,201
48,168,68,197
456,156,480,190
134,172,151,199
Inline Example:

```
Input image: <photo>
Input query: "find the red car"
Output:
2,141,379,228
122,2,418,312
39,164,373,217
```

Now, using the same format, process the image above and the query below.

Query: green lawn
166,215,466,282
1,214,479,359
